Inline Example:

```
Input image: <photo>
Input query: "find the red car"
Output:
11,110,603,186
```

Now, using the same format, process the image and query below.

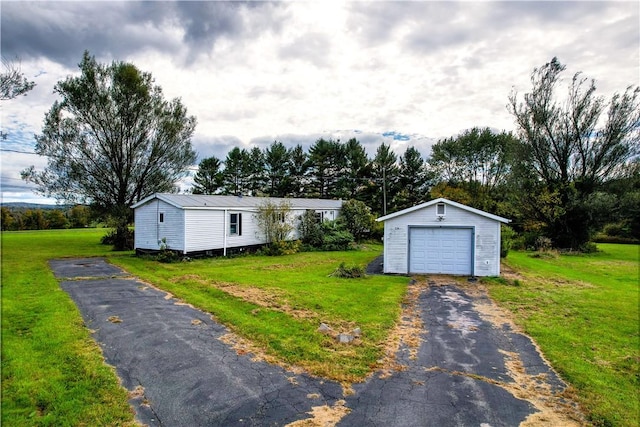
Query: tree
288,144,309,197
337,138,370,200
369,143,399,215
428,127,517,212
1,57,35,100
338,199,375,241
68,205,91,228
22,51,197,249
221,147,251,195
247,146,266,195
264,141,292,197
509,57,640,248
308,138,345,198
396,146,430,211
192,156,223,195
254,200,296,255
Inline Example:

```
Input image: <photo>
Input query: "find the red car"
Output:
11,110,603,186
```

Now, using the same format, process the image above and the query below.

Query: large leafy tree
192,156,223,194
22,52,197,249
509,57,639,248
428,127,517,212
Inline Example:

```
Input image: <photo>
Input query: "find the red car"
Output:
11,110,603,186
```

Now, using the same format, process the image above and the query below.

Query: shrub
299,210,324,247
500,225,516,258
339,199,375,241
330,262,365,278
321,221,354,251
259,240,300,256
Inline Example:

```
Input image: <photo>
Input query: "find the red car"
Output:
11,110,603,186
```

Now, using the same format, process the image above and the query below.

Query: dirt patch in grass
377,279,425,378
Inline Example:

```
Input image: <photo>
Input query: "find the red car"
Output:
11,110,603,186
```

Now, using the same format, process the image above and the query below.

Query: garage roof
376,197,510,223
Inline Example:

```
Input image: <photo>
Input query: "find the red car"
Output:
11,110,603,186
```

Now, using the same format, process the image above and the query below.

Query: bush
339,199,375,241
329,262,365,278
299,210,324,247
500,225,516,258
321,221,354,251
259,240,300,256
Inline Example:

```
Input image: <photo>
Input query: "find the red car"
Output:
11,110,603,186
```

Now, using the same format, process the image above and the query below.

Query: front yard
2,229,637,426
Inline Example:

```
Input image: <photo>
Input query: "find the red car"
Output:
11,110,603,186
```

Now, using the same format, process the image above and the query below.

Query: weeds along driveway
51,258,583,426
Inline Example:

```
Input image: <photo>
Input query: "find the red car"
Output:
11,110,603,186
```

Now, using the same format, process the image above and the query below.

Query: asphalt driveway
51,258,578,426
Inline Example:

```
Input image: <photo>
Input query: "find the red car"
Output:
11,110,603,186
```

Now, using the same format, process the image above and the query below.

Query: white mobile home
132,194,342,256
376,198,510,277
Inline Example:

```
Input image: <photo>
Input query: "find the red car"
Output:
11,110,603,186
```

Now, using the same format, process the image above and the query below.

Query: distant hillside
1,202,72,210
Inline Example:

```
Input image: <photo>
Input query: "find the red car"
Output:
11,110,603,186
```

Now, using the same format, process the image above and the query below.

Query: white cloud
1,0,638,203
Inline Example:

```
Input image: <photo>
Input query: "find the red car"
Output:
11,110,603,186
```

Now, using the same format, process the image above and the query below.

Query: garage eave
376,197,511,224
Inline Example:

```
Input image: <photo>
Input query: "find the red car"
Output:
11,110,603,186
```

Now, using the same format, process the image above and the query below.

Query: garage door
409,227,473,275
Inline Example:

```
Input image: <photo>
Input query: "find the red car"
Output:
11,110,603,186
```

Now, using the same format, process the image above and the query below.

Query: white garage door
409,227,473,275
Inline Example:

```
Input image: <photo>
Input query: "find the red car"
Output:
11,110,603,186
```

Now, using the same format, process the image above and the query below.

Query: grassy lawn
483,244,639,427
110,247,408,382
3,228,637,427
1,229,136,426
1,229,407,425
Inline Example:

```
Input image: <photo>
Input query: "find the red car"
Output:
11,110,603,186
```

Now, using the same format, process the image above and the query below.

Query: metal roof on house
376,197,510,223
132,193,343,210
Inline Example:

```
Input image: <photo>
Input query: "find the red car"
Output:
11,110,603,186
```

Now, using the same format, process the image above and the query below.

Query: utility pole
382,165,387,216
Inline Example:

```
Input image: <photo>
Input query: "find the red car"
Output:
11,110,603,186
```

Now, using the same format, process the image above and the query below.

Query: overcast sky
1,0,638,204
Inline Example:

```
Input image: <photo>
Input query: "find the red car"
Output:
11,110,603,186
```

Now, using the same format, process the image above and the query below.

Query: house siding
382,203,501,276
133,194,342,255
134,200,185,252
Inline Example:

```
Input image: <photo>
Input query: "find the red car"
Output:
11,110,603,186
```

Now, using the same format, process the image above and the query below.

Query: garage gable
377,198,510,277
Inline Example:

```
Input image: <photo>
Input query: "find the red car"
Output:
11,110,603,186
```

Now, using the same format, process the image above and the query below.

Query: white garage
377,198,510,277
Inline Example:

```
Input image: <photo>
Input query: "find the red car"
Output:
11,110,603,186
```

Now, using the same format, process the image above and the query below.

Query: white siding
134,200,185,252
135,198,342,255
383,203,501,276
184,210,225,252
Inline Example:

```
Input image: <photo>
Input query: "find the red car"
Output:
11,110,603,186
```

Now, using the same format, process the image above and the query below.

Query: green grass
111,247,408,382
5,228,637,426
484,244,639,427
1,229,136,426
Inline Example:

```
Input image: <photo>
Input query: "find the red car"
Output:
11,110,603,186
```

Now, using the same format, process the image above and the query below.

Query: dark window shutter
238,213,242,236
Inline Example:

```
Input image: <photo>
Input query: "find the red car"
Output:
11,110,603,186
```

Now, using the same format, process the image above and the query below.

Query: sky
1,0,638,204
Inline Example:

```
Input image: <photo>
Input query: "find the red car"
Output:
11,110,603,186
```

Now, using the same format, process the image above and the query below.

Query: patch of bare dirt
285,399,351,427
377,278,426,378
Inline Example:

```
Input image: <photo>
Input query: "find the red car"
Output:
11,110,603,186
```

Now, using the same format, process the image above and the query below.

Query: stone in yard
336,333,354,344
352,327,361,337
318,323,332,334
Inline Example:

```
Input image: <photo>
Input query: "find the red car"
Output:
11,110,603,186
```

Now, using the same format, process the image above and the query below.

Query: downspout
223,209,228,256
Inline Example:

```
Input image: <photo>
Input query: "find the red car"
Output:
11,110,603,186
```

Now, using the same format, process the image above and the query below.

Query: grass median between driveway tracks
2,229,637,426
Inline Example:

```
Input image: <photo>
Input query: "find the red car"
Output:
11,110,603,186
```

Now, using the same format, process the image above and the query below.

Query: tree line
1,205,93,231
20,52,638,250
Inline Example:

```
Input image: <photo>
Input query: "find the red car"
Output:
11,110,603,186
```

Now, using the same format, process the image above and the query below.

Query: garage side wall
382,203,501,276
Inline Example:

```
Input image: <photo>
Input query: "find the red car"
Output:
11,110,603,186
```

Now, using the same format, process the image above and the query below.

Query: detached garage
376,198,510,277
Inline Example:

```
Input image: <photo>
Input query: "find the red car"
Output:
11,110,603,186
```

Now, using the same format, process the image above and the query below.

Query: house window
315,211,324,223
230,213,242,236
436,203,446,216
159,212,164,223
